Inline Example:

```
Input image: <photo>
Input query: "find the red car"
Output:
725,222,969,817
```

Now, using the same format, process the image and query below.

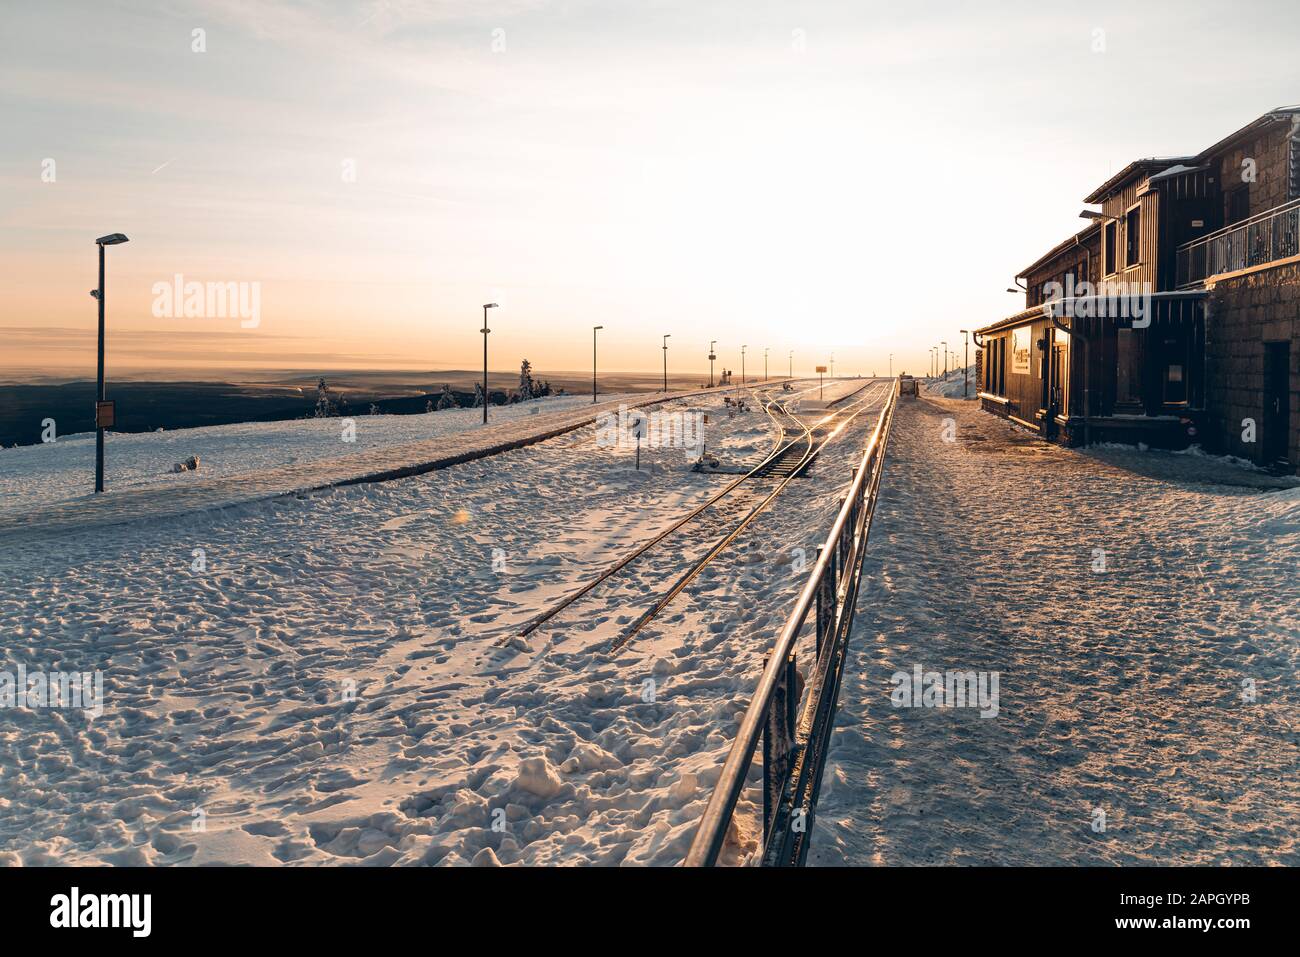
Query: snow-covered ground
809,393,1300,865
0,389,738,543
0,378,890,866
0,393,639,514
924,365,976,399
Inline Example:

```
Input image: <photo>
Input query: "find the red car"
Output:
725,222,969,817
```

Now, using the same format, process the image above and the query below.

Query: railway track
511,378,892,651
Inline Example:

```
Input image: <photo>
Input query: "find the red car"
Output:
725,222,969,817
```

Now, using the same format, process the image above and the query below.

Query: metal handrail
684,382,898,867
1177,197,1300,287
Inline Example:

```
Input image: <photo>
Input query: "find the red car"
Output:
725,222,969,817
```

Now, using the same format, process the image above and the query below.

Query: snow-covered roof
1082,157,1196,204
1146,163,1208,184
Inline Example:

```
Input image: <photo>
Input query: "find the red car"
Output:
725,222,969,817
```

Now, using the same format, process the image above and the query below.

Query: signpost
632,412,647,470
816,365,828,400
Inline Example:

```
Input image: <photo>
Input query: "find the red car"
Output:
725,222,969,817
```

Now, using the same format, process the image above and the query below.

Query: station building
974,106,1300,472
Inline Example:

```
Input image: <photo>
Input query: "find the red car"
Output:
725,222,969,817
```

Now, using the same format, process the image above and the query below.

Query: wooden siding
1099,178,1159,290
1024,229,1102,307
1154,168,1219,291
978,317,1054,425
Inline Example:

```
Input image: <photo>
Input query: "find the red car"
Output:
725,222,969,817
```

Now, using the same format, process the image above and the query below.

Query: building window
1159,334,1192,405
985,337,1007,396
1125,206,1141,268
1227,186,1250,225
1103,221,1116,275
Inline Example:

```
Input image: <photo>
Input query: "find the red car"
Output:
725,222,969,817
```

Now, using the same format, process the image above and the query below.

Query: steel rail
683,381,899,867
516,389,815,639
517,379,881,643
616,381,891,646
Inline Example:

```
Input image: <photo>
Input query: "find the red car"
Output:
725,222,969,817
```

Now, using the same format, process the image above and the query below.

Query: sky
2,0,1299,381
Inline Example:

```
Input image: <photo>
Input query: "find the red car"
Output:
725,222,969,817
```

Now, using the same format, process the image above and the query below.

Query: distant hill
0,368,713,448
0,380,468,448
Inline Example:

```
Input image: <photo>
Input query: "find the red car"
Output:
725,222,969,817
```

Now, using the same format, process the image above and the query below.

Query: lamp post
788,350,793,379
763,347,769,381
709,340,717,388
662,334,671,392
941,340,949,377
830,353,834,379
741,345,747,384
592,325,603,403
959,331,970,397
92,232,129,493
889,353,894,378
481,302,498,424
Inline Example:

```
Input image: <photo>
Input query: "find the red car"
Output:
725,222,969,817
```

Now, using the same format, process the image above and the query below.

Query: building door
1051,335,1069,417
1115,328,1144,412
1263,342,1291,467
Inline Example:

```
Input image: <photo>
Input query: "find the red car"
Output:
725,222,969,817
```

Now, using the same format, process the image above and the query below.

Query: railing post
813,552,825,656
785,654,798,734
762,654,795,844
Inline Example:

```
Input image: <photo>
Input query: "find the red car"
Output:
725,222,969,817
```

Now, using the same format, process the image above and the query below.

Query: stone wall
1204,259,1300,470
1215,120,1296,220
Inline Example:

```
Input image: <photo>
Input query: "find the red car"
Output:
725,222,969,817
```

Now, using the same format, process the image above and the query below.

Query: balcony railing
1177,198,1300,287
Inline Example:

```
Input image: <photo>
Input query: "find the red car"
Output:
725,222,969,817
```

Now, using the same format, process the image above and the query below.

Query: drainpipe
1066,234,1095,449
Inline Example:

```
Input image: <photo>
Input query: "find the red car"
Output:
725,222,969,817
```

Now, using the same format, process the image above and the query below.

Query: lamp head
96,233,129,246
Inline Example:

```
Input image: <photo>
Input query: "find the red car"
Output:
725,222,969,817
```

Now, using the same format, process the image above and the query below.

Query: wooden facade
974,108,1300,463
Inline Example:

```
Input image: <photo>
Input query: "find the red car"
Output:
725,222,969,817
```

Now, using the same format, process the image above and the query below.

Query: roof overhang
975,290,1208,338
1016,222,1102,279
1082,157,1196,204
1193,106,1300,164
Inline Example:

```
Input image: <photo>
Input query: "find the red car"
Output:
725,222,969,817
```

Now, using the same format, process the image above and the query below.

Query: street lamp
709,340,717,388
830,353,834,379
592,325,604,403
788,350,793,379
92,232,129,493
764,347,769,381
481,302,498,424
889,353,894,378
941,340,948,377
741,345,747,384
662,334,671,392
959,331,970,397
